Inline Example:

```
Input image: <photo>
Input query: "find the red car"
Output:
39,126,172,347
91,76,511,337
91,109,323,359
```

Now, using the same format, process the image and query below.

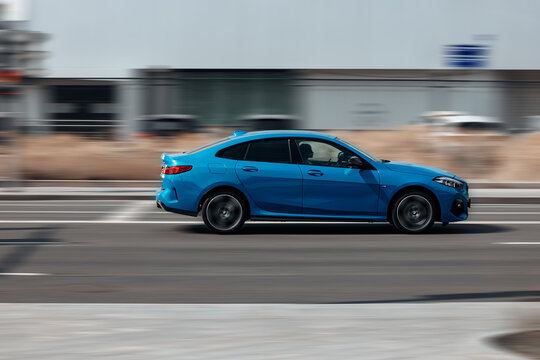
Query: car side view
156,130,469,234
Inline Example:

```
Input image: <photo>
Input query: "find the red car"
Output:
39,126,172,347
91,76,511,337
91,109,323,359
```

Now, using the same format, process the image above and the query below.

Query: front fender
377,173,444,218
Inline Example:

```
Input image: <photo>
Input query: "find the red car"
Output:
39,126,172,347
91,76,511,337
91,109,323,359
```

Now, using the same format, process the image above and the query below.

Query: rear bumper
156,186,198,217
156,200,197,217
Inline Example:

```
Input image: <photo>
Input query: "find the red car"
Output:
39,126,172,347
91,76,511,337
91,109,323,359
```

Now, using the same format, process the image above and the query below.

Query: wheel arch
198,185,251,217
387,185,441,222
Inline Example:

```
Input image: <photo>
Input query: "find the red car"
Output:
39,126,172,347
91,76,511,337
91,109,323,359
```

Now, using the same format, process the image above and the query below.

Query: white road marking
0,199,136,203
0,203,130,207
0,210,123,213
470,212,540,215
466,221,540,224
494,242,540,245
102,200,149,222
0,220,201,224
19,179,157,182
0,211,164,214
2,210,539,216
474,204,540,207
0,272,49,276
0,220,540,225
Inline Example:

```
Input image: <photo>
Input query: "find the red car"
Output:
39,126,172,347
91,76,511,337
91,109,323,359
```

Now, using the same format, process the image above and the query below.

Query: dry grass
12,127,540,181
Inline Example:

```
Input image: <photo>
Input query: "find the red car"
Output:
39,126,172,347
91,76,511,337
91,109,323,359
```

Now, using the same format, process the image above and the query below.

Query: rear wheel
202,191,246,234
391,191,435,234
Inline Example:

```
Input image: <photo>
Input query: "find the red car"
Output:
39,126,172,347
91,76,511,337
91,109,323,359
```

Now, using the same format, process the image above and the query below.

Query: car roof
228,130,337,142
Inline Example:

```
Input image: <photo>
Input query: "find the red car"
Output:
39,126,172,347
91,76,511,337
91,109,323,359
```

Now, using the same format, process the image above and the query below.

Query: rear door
235,138,303,214
294,138,380,216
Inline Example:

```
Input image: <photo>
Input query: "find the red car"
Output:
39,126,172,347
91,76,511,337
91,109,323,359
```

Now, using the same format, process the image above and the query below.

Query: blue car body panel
236,160,303,213
298,164,380,216
156,130,469,223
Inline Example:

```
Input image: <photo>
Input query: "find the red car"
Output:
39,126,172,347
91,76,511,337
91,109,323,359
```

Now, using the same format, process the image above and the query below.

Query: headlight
433,176,463,189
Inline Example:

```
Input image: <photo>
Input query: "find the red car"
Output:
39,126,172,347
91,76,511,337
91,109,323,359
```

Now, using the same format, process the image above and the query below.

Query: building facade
9,0,540,136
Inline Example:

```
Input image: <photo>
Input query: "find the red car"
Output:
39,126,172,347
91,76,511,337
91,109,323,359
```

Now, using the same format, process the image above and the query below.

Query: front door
295,138,380,216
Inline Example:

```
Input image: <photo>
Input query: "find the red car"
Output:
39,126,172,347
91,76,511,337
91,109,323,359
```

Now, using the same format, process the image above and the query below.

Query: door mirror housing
348,156,369,169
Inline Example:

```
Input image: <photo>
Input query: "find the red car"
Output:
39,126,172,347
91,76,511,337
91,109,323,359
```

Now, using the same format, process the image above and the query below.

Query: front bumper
436,181,469,223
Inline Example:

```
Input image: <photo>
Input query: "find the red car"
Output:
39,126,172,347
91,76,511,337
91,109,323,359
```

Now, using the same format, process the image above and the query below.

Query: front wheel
202,191,246,234
391,191,435,234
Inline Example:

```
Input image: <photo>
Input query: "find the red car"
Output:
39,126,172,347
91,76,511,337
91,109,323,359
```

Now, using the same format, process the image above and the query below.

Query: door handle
307,170,324,176
241,166,259,172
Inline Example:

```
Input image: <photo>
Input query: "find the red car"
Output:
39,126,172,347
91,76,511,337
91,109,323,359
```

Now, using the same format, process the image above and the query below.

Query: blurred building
11,0,540,136
0,0,47,132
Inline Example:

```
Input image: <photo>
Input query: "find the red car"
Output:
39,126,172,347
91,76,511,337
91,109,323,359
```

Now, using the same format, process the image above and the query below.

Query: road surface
0,199,539,303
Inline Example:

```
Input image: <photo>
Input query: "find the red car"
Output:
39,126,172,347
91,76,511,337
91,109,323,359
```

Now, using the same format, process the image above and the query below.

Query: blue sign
443,44,490,68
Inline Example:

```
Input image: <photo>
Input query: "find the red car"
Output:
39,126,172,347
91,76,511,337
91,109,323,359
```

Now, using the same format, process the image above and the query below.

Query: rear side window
216,142,248,160
245,138,291,164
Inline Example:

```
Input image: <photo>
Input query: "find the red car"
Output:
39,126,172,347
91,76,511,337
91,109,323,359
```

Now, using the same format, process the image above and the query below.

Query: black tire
391,190,435,234
202,190,246,234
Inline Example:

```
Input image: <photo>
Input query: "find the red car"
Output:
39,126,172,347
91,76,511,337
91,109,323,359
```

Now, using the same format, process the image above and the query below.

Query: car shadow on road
185,222,509,235
0,227,60,276
330,290,540,304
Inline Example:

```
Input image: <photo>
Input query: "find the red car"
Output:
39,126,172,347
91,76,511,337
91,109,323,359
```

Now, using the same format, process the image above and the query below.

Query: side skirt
250,216,387,222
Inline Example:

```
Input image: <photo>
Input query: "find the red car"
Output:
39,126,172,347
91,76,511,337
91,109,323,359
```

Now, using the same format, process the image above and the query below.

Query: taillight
161,165,193,175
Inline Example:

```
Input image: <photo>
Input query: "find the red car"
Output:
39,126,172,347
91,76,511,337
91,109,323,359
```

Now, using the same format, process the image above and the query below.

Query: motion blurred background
3,3,540,358
1,0,540,182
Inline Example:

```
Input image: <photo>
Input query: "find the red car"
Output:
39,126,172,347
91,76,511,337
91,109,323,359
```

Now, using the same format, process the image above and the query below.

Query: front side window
244,138,291,164
295,138,355,168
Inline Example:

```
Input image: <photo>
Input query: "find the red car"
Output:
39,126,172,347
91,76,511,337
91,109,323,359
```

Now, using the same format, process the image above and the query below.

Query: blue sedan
156,130,469,234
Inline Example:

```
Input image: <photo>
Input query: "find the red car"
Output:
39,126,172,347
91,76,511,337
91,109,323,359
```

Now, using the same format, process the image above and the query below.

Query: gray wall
298,79,503,129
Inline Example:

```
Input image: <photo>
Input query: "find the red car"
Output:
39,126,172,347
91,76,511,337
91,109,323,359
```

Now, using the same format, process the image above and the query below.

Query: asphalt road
0,200,540,303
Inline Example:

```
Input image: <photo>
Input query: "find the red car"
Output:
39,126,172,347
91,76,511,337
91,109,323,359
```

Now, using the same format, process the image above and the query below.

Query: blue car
156,130,469,234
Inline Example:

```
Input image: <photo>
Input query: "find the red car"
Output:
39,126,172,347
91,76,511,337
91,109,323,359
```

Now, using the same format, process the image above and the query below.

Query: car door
235,138,303,214
294,138,380,216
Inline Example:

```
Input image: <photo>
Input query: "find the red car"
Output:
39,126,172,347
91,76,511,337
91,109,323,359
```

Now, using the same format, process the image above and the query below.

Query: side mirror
348,156,369,169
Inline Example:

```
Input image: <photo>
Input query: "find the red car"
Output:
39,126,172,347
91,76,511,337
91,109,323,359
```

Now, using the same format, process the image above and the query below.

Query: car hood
383,161,456,178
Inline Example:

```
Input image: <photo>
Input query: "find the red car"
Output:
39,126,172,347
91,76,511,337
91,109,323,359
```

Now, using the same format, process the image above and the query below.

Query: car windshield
336,137,383,162
185,137,230,154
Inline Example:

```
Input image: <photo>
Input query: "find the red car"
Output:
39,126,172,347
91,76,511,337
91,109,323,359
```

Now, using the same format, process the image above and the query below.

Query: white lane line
0,199,135,203
3,202,538,207
1,220,540,225
474,204,540,207
0,220,202,224
0,204,130,207
2,209,539,215
0,272,49,276
0,211,164,214
102,200,149,222
470,212,540,215
2,210,538,215
466,221,540,224
494,242,540,245
0,210,121,213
